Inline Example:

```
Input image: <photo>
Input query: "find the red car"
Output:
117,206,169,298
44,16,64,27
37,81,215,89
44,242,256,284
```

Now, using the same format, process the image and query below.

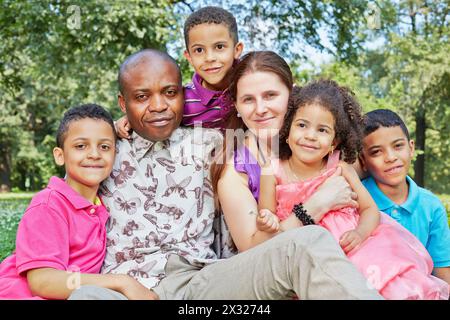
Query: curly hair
56,104,116,148
279,79,364,164
184,6,238,50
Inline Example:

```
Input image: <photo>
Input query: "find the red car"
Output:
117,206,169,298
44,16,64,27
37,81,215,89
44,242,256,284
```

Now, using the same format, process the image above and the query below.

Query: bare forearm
27,268,128,299
302,198,327,223
259,167,277,212
279,213,303,231
355,207,380,240
433,267,450,286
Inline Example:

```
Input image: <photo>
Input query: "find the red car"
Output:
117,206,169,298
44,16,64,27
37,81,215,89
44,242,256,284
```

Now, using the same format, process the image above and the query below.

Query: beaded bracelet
292,203,315,226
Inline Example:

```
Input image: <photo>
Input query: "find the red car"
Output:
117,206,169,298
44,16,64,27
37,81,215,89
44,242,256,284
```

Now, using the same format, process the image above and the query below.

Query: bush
0,200,27,261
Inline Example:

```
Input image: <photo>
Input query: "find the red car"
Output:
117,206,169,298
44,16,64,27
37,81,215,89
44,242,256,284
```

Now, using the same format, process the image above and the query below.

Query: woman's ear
53,147,65,166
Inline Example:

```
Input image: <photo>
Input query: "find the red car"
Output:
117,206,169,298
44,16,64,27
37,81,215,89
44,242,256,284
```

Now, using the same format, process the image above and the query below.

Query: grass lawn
1,191,449,262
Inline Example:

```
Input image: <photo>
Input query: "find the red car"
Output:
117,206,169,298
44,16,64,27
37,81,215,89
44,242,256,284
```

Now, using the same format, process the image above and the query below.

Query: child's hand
339,229,363,254
256,209,280,233
120,275,159,300
115,116,132,139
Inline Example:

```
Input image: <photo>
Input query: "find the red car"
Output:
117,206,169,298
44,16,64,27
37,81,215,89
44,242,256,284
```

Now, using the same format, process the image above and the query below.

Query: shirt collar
47,176,97,210
399,176,419,214
364,176,417,215
363,176,395,211
192,73,223,106
128,128,186,161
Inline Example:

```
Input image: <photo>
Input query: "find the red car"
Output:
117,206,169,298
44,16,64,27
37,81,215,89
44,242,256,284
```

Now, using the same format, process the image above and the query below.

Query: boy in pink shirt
0,104,157,300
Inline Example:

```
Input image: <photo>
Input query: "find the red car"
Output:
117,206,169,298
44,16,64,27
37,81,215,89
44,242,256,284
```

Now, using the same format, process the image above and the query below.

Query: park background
0,0,449,261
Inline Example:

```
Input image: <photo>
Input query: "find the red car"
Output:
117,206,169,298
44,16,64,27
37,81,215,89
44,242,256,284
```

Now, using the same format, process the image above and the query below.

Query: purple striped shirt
182,73,234,130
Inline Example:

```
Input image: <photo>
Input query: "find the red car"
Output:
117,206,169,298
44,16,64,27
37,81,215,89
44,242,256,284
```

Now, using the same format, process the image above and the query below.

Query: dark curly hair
279,79,364,164
56,104,116,148
184,6,238,50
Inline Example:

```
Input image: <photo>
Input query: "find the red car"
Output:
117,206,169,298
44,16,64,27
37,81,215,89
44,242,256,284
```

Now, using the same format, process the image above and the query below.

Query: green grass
0,192,34,200
0,199,30,261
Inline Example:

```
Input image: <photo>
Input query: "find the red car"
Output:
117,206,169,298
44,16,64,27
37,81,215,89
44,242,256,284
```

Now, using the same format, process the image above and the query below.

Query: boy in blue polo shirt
360,109,450,286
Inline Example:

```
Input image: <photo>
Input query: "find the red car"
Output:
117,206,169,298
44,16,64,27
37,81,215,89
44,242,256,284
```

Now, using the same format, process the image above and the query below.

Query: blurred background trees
1,0,448,194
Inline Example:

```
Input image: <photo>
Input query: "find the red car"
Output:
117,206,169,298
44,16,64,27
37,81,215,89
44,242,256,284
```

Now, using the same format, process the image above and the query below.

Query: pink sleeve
15,204,70,275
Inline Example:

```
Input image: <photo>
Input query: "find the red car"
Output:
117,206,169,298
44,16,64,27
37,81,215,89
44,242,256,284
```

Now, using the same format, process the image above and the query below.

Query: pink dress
274,152,449,300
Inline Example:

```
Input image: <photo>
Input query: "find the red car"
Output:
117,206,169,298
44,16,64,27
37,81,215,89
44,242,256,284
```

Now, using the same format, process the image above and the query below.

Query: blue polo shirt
362,176,450,268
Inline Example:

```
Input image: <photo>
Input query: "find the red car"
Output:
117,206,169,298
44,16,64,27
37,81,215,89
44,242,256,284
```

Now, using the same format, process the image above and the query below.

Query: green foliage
0,200,28,261
0,0,179,190
0,0,448,195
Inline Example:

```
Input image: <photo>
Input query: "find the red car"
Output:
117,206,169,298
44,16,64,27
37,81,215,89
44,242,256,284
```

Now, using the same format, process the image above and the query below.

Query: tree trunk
414,108,425,187
0,142,12,192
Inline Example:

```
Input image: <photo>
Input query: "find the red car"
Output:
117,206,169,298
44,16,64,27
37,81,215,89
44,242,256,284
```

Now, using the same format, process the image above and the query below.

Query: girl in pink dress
257,80,449,300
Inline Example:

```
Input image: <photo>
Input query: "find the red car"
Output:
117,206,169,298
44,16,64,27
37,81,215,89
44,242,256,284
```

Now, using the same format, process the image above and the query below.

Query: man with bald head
69,49,383,300
69,49,223,299
117,50,184,141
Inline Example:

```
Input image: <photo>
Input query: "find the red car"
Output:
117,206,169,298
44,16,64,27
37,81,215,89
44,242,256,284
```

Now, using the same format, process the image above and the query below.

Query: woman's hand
304,167,358,223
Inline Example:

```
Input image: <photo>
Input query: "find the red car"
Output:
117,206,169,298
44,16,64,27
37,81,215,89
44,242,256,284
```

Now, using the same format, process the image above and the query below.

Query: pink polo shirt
0,176,109,299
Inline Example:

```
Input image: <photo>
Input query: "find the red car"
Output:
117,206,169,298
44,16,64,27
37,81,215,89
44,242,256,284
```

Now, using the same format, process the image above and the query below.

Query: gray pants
69,227,383,300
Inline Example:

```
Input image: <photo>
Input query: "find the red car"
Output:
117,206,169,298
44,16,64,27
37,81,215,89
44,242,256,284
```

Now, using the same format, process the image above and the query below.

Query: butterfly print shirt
100,127,223,289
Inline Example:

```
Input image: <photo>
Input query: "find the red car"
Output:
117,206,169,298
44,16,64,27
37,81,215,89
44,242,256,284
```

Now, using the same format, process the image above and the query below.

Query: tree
0,0,178,191
364,0,450,190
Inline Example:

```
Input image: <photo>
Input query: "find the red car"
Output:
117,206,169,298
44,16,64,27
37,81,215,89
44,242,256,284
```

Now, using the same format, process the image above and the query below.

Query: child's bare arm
339,163,380,253
433,267,450,286
258,162,277,213
27,268,158,300
218,165,279,252
115,115,132,139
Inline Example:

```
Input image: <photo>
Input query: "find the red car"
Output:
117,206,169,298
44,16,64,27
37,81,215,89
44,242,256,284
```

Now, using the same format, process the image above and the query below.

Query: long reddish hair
210,51,293,209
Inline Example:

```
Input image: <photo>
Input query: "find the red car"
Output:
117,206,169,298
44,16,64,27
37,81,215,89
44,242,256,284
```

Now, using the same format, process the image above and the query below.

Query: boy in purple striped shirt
115,6,243,137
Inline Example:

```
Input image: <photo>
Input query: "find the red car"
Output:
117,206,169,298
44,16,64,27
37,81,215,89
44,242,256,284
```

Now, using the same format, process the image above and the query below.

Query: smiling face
184,23,243,91
361,126,414,188
235,71,290,138
118,57,184,142
53,118,116,196
287,103,337,165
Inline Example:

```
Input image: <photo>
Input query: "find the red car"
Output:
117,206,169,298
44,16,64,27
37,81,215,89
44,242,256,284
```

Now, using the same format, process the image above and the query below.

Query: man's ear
183,49,192,65
53,147,65,166
118,93,126,114
234,41,244,60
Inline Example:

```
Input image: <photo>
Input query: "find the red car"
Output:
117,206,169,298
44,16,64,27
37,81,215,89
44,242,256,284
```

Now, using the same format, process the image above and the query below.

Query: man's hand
256,209,280,233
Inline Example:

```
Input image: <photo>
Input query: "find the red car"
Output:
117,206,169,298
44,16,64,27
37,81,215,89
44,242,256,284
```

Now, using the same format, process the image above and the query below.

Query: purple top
182,73,234,130
234,146,261,202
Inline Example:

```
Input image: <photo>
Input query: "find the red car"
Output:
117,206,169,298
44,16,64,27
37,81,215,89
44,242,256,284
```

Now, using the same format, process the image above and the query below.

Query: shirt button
392,209,398,214
89,208,96,214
